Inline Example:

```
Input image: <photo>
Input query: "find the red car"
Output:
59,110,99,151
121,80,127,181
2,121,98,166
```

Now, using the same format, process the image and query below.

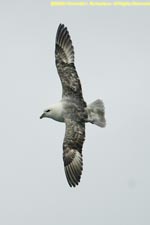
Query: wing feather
63,119,85,187
55,24,85,106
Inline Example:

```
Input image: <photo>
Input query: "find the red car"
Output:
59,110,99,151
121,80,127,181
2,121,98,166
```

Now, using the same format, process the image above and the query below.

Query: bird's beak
40,113,45,119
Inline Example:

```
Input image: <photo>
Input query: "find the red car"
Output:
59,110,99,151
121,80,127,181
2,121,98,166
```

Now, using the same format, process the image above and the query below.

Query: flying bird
40,24,106,187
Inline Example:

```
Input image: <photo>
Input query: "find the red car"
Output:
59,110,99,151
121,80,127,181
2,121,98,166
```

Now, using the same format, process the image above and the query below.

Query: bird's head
40,108,52,119
40,102,64,122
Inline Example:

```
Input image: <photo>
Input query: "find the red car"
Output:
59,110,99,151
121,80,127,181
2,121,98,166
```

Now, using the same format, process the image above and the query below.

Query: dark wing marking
55,24,86,106
63,118,85,187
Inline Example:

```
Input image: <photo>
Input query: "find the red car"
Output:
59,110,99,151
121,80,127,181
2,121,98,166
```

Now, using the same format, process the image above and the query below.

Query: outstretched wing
63,119,85,187
55,24,85,105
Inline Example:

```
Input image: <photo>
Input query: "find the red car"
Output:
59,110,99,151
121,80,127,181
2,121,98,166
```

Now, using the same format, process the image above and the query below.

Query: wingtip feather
64,151,83,187
56,24,74,64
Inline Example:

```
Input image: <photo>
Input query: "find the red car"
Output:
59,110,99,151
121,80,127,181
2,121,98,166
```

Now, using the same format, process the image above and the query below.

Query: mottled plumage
63,119,85,187
55,24,86,107
40,24,106,187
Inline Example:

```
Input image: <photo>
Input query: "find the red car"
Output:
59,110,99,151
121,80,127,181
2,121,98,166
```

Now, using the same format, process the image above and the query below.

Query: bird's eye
45,109,50,113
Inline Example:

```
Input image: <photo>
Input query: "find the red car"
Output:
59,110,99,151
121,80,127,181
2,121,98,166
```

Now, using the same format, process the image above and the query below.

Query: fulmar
40,24,106,187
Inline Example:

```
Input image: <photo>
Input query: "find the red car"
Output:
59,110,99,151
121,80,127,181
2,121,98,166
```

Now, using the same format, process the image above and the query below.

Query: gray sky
0,1,150,225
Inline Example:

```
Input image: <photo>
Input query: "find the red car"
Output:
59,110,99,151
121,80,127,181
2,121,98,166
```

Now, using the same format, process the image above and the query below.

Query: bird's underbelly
51,100,87,123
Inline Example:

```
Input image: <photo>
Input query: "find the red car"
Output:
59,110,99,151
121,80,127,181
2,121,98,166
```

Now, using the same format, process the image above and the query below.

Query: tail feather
86,99,106,127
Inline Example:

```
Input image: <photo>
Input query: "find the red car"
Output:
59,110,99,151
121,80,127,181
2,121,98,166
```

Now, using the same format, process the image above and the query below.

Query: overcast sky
0,1,150,225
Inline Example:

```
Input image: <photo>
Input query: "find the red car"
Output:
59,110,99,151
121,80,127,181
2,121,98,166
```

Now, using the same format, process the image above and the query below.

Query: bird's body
40,24,106,187
41,99,87,123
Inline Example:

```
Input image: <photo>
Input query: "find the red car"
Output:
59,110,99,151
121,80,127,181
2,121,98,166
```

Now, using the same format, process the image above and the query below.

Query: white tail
86,99,106,127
